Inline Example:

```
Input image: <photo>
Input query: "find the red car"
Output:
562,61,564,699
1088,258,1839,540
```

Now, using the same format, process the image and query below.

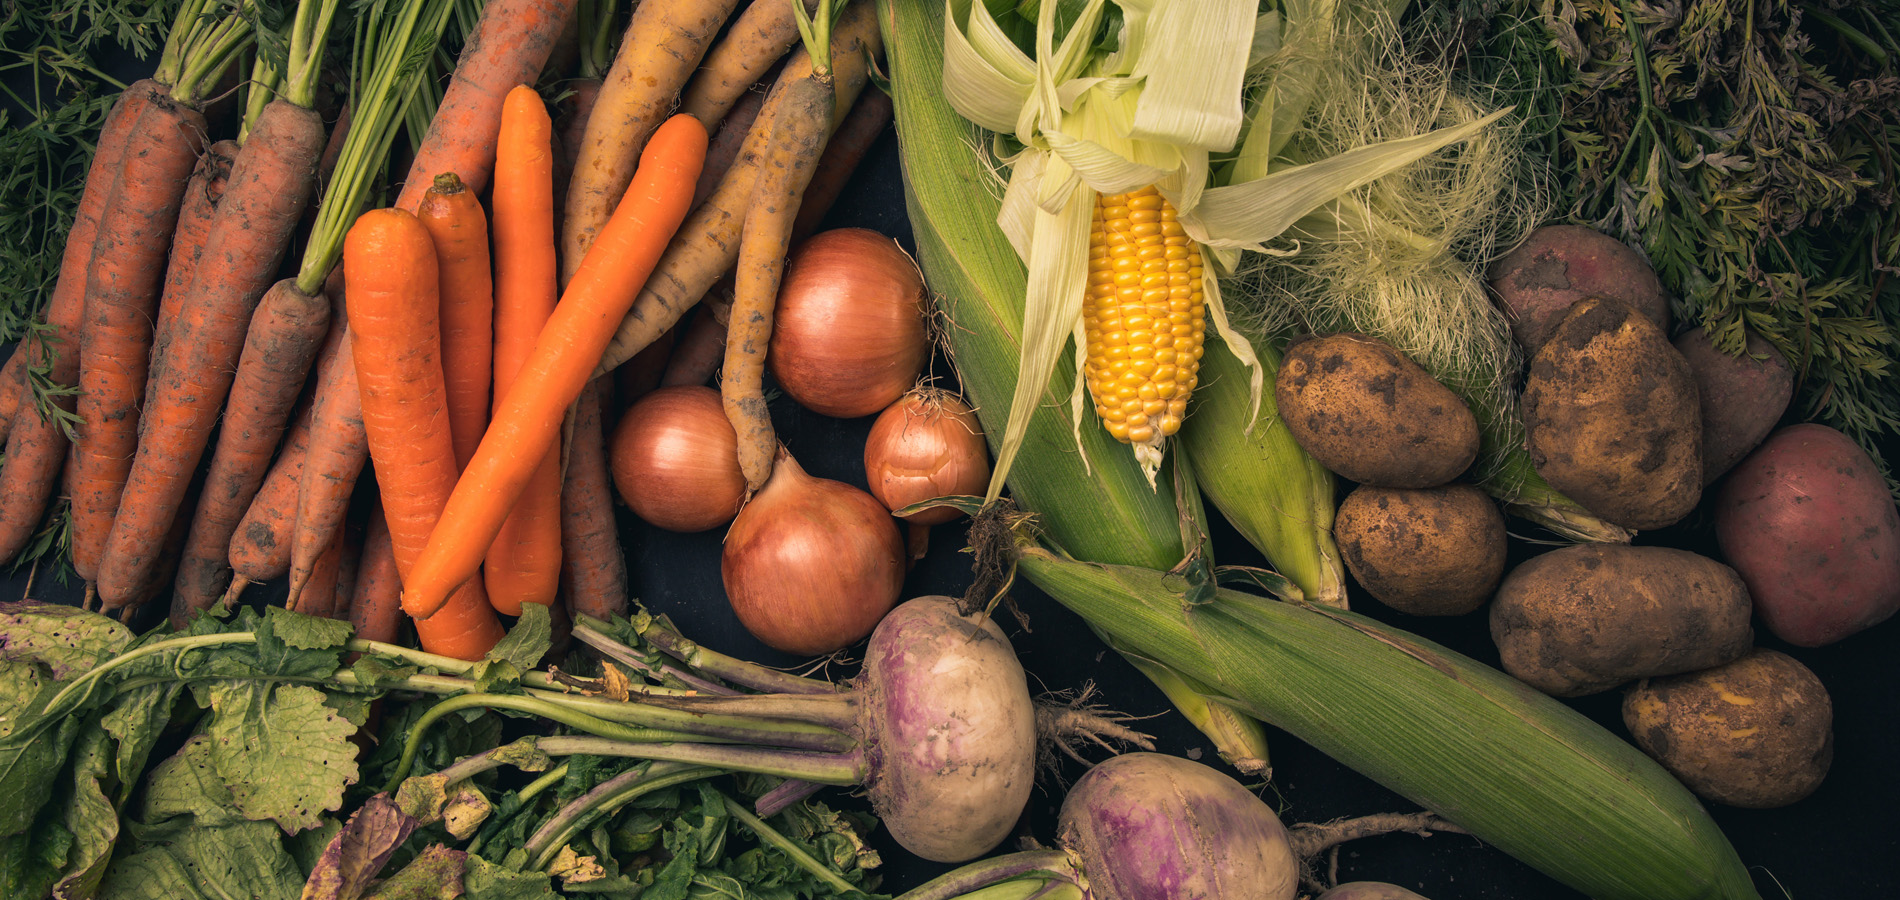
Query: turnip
384,595,1039,864
894,752,1299,900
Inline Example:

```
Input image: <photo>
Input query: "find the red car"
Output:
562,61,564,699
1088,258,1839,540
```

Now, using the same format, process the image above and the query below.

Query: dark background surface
3,44,1898,900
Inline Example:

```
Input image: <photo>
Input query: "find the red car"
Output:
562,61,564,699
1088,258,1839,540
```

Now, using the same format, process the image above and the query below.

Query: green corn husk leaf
1017,549,1762,900
880,0,1274,765
1180,332,1346,608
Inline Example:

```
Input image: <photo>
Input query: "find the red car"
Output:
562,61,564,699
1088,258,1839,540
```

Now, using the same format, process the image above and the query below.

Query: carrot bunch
1,0,895,666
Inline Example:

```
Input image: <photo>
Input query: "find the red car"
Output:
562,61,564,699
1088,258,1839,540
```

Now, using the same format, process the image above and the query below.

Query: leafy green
464,855,564,900
0,601,133,678
301,794,419,900
204,682,361,833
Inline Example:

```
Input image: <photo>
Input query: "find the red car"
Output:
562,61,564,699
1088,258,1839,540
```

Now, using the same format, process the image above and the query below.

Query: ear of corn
883,2,1759,898
1083,186,1206,479
1018,549,1761,900
1180,332,1347,608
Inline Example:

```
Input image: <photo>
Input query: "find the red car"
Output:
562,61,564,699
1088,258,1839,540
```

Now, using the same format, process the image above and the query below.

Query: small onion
768,228,930,418
609,386,746,532
863,388,990,525
722,449,905,655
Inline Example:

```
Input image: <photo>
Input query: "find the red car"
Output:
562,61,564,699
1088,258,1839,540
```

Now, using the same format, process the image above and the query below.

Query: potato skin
1672,327,1793,482
1334,484,1506,616
1623,648,1833,808
1714,424,1900,647
1276,334,1479,488
1487,224,1671,352
1489,544,1753,697
1522,297,1702,530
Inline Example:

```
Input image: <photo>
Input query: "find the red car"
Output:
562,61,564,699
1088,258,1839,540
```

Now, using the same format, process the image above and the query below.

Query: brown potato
1623,648,1833,808
1673,327,1793,482
1334,484,1506,616
1522,297,1702,530
1275,334,1479,488
1487,224,1671,352
1489,544,1753,697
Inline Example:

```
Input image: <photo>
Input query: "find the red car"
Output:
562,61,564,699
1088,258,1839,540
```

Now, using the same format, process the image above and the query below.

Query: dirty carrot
394,0,580,211
288,328,370,603
725,0,841,490
151,139,236,360
344,207,504,657
0,80,155,563
789,86,890,245
591,0,879,374
96,100,329,611
690,84,769,210
560,0,737,285
486,85,564,615
561,376,627,621
221,392,316,605
0,354,22,447
679,0,811,126
402,113,707,620
661,302,729,388
70,92,207,588
417,173,494,470
165,280,331,612
349,507,402,645
296,528,343,619
617,323,676,401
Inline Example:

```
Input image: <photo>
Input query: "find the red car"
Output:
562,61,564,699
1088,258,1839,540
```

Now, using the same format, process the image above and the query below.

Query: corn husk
1018,549,1761,900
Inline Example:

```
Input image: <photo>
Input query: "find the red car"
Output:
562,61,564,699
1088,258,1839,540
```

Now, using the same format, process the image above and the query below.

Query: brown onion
609,386,746,532
768,228,930,418
864,388,990,526
722,449,905,655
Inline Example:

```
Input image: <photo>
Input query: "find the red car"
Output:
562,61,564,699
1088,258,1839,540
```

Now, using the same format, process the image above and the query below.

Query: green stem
466,762,570,856
286,0,344,108
382,693,713,793
630,693,860,732
174,10,254,107
535,735,865,785
1804,6,1889,66
239,53,280,144
719,791,860,895
40,633,258,720
792,0,837,77
1603,0,1660,185
155,0,211,86
526,763,720,870
890,850,1076,900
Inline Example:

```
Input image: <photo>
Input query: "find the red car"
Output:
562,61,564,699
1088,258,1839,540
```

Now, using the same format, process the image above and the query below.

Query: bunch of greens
0,601,883,900
1418,0,1900,487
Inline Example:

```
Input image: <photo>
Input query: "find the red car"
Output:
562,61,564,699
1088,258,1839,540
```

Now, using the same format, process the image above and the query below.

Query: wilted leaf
0,602,132,680
205,683,360,833
298,793,417,900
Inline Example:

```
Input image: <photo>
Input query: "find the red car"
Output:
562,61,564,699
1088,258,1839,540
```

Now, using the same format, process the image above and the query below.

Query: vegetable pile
0,0,1897,898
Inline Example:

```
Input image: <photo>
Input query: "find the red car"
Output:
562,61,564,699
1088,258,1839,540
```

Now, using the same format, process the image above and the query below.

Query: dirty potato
1487,224,1671,352
1334,484,1507,616
1623,648,1833,808
1489,543,1753,697
1522,297,1702,530
1275,334,1479,489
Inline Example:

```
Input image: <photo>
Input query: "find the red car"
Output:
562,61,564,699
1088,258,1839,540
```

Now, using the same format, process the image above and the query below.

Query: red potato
1715,424,1900,647
1672,326,1794,482
1487,225,1671,353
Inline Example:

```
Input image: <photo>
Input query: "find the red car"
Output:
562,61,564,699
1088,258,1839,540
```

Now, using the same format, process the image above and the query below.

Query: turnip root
1316,884,1433,900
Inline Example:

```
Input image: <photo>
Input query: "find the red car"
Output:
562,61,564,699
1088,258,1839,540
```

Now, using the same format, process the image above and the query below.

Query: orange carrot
561,0,738,285
296,525,343,619
97,99,327,611
0,73,154,560
486,86,564,615
221,393,315,603
677,0,811,125
591,3,880,374
0,352,24,448
152,139,236,360
70,92,207,585
660,302,728,388
789,86,891,245
288,329,370,603
332,519,362,623
561,376,626,621
162,279,331,612
725,2,840,491
690,84,769,211
349,507,402,645
416,173,494,470
620,320,677,400
344,207,504,658
394,0,580,211
402,114,707,620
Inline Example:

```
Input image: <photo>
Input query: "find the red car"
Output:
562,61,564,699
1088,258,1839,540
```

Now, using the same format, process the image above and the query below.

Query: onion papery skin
721,452,905,655
768,228,930,419
864,391,990,525
1058,753,1298,900
609,386,747,532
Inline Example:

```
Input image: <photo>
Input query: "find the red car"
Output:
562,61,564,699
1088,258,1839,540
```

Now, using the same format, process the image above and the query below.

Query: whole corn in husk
1019,549,1761,900
877,0,1269,768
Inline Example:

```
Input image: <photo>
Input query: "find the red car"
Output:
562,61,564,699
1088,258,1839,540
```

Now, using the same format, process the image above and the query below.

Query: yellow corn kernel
1081,185,1205,475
